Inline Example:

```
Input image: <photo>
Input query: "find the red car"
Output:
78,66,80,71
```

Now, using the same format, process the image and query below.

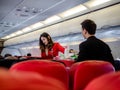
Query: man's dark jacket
77,36,114,65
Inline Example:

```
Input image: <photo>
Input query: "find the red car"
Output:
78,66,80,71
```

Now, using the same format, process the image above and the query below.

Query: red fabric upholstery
85,72,120,90
10,60,69,89
71,60,115,90
60,60,75,67
41,42,65,59
0,68,67,90
69,62,81,90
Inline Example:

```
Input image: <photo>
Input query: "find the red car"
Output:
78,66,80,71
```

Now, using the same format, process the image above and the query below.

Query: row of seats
7,60,116,90
10,60,69,89
0,68,66,90
0,59,120,70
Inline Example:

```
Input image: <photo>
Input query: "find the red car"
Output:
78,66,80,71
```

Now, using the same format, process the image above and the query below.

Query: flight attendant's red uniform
41,42,65,59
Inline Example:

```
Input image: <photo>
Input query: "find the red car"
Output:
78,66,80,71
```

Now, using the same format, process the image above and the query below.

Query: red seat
59,59,75,67
10,60,69,89
70,60,115,90
85,72,120,90
69,62,81,90
0,68,67,90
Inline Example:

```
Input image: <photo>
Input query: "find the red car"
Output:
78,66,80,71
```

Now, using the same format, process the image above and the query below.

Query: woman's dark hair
81,19,97,34
39,32,54,52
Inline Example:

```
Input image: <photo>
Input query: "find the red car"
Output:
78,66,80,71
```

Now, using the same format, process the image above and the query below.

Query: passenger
26,53,32,59
4,53,18,60
76,19,114,65
69,49,74,53
4,53,12,59
27,53,31,57
39,32,65,59
68,49,78,60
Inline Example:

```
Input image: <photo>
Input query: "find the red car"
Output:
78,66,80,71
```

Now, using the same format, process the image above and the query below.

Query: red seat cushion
60,60,75,67
85,72,120,90
10,60,69,89
71,60,115,90
0,68,67,90
69,62,81,90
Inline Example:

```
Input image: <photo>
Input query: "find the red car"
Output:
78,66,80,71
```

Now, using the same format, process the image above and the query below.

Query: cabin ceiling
0,0,88,39
0,0,120,42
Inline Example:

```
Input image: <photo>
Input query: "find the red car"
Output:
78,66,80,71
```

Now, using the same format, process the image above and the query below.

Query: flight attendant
39,32,65,59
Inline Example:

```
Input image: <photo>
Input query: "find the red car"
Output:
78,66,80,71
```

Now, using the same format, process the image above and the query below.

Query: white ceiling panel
0,0,23,20
4,3,120,46
0,0,88,38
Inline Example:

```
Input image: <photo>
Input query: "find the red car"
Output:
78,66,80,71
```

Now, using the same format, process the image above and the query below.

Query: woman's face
41,36,48,45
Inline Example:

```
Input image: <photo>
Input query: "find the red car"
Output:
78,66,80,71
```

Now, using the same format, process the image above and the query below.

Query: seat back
10,60,69,89
85,72,120,90
59,60,75,67
69,62,81,90
0,68,67,90
72,60,115,90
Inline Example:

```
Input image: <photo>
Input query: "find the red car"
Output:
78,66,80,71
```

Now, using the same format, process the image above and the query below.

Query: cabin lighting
86,0,111,7
27,46,33,49
102,37,118,42
21,47,26,50
34,46,39,48
60,5,87,17
10,33,16,37
22,27,32,32
44,15,61,24
15,31,23,35
1,36,10,39
30,22,44,29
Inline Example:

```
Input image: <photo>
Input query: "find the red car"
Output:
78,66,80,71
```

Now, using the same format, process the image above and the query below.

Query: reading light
16,6,42,17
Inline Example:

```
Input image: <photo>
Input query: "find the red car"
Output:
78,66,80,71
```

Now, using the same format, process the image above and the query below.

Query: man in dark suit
76,19,114,65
